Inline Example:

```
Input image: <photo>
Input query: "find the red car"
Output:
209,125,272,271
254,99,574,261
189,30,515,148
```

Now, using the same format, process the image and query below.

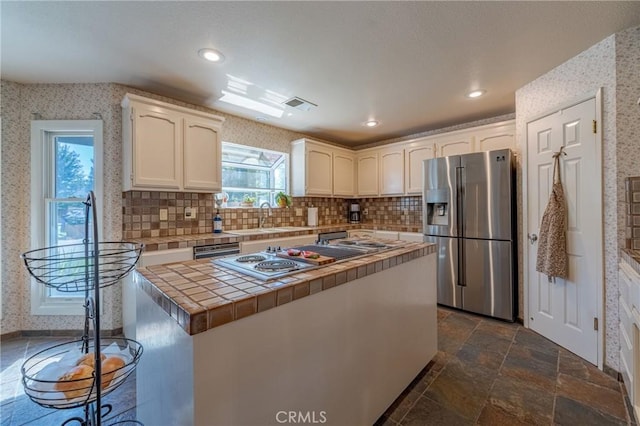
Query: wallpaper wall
1,80,430,334
0,82,328,335
515,25,640,371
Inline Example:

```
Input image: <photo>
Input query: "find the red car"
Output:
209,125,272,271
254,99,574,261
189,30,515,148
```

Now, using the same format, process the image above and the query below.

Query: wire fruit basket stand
21,192,144,425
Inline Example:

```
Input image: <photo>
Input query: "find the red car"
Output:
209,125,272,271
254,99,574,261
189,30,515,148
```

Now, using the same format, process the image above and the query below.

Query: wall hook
552,146,567,158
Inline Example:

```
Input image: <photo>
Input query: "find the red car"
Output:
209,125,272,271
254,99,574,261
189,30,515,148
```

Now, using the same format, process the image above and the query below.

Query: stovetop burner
237,255,267,263
255,259,299,272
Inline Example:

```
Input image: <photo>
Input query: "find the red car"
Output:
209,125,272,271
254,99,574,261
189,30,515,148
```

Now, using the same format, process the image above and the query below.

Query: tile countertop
132,224,422,252
135,241,436,336
622,248,640,274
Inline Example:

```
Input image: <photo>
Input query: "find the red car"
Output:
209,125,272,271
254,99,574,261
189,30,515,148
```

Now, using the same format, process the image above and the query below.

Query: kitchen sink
227,227,310,235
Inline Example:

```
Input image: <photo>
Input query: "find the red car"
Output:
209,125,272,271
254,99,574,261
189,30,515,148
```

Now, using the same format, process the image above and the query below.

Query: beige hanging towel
536,148,568,280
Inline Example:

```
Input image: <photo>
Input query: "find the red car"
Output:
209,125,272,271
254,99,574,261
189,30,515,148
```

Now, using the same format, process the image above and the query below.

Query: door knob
528,233,538,244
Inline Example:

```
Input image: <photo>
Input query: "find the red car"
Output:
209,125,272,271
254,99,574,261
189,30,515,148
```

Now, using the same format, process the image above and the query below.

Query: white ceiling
2,1,640,147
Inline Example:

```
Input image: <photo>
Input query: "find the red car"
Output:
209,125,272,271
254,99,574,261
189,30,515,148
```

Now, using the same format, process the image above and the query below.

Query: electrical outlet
363,208,369,216
159,209,168,221
184,207,197,219
402,209,408,216
295,208,303,217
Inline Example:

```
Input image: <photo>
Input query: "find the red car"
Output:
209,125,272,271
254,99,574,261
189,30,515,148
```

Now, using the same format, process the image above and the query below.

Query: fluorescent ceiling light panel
219,90,284,118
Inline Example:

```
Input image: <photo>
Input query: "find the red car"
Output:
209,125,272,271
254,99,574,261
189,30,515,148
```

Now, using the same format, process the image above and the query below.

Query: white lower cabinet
124,248,193,339
348,229,374,238
240,235,317,253
619,261,640,418
399,232,424,242
375,231,399,240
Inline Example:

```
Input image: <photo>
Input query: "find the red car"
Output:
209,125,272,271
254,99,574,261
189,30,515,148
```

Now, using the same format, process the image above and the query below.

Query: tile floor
377,308,637,426
1,308,636,425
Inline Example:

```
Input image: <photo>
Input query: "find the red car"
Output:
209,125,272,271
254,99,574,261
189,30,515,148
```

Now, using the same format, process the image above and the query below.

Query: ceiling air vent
283,97,317,111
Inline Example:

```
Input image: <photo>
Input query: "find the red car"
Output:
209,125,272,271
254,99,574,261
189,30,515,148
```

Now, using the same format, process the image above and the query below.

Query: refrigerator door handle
456,166,466,287
456,166,465,237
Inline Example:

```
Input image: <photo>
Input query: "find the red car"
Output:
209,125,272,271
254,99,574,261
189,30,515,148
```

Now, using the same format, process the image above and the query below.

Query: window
221,142,288,206
30,120,103,315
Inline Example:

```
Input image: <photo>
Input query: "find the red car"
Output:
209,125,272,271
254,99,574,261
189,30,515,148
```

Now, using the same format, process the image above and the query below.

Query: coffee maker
349,203,361,223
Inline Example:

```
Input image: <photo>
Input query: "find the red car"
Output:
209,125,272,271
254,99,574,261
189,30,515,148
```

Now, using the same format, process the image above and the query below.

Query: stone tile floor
376,308,637,425
0,308,636,425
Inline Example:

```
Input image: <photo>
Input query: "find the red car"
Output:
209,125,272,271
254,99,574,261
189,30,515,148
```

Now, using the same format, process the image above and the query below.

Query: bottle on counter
213,209,223,233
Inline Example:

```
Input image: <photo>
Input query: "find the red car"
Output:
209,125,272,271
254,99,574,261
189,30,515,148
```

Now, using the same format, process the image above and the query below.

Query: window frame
30,120,103,315
221,141,289,206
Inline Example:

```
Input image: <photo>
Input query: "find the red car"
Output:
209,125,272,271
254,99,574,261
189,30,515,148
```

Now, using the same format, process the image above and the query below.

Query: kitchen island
134,241,437,426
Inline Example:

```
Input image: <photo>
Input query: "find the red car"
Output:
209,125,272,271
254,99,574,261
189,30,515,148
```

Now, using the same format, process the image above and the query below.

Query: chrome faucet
259,201,273,228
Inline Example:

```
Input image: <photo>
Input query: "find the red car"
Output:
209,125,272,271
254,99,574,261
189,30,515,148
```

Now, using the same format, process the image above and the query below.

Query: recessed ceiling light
198,48,225,63
365,120,379,127
466,90,486,98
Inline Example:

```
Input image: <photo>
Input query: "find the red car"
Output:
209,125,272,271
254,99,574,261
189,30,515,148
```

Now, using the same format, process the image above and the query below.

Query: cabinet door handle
528,233,538,244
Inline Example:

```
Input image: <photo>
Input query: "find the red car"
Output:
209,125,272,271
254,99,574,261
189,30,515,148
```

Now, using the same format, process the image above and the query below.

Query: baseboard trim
1,327,123,341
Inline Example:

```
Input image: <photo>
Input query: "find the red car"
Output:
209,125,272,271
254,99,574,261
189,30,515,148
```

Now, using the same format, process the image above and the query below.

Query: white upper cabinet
290,120,514,198
434,133,474,157
474,122,515,152
404,139,435,194
128,103,182,190
379,146,404,196
332,148,355,197
183,116,222,191
122,94,224,192
291,139,351,197
356,151,379,196
306,144,333,195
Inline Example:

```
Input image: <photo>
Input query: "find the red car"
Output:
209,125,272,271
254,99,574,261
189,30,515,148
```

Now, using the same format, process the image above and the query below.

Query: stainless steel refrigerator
423,149,516,321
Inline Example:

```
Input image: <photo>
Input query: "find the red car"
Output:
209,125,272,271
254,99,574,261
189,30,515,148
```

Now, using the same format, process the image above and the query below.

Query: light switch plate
159,209,168,221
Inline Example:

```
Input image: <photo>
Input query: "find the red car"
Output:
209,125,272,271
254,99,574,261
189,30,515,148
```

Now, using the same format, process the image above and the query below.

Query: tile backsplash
122,191,423,239
626,177,640,250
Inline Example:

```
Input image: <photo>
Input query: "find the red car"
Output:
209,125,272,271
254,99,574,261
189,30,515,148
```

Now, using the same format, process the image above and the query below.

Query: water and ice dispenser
425,189,449,226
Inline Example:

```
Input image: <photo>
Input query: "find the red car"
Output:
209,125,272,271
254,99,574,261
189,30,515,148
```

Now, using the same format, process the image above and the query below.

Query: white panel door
132,105,182,189
183,117,221,192
526,97,600,364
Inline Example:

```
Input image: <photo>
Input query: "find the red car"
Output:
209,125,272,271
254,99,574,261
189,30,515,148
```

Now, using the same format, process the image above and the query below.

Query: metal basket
21,242,144,292
21,338,143,410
